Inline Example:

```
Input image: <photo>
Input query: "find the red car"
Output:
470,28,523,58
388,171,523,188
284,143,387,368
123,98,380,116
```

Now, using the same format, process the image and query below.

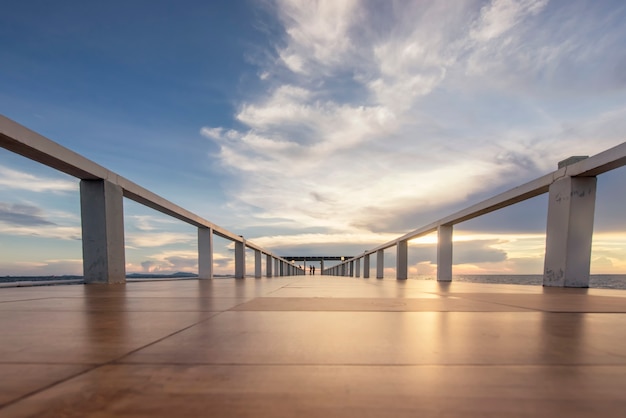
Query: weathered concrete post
320,260,324,275
397,240,408,280
198,227,213,279
364,254,370,278
355,258,360,277
234,239,246,279
254,250,262,278
80,179,126,284
376,249,384,279
437,225,453,282
266,254,273,277
543,175,597,287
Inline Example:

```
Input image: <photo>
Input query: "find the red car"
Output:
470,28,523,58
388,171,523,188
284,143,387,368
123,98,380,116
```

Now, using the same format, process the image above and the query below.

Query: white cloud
0,224,81,240
201,0,626,262
273,0,360,74
125,231,195,248
470,0,549,42
0,165,76,193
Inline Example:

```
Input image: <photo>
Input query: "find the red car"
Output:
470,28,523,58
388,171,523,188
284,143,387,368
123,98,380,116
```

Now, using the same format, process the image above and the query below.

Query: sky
1,0,626,277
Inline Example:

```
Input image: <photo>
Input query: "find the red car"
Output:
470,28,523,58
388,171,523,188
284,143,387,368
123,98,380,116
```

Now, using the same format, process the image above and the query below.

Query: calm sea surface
2,274,626,290
408,274,626,290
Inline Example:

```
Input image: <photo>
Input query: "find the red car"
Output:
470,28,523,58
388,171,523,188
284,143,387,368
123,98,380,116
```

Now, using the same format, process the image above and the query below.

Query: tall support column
364,254,370,278
355,258,360,277
349,261,354,277
234,240,245,279
543,176,597,287
266,254,273,277
279,261,284,277
437,225,453,282
80,179,126,284
254,250,262,278
198,227,213,279
397,240,408,280
376,249,384,279
320,260,324,275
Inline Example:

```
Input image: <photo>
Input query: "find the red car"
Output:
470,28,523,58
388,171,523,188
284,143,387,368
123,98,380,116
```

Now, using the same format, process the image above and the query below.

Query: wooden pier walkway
1,277,626,417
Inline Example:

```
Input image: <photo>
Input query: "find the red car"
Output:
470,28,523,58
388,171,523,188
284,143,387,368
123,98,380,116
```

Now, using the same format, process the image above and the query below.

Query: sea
1,274,626,290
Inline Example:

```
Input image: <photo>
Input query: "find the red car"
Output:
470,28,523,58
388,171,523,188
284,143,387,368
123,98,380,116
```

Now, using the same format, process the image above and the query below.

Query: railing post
349,260,354,277
266,254,273,277
355,258,360,277
235,239,246,279
397,240,408,280
364,254,370,278
80,179,126,284
254,250,262,278
376,249,384,279
543,176,597,287
198,226,213,279
320,260,324,275
437,225,453,282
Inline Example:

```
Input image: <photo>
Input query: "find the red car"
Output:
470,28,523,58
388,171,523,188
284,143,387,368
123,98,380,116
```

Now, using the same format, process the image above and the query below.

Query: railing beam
437,225,453,282
266,254,273,277
254,250,262,278
397,240,408,280
376,249,384,279
198,227,213,279
80,179,126,284
235,240,245,279
543,176,597,287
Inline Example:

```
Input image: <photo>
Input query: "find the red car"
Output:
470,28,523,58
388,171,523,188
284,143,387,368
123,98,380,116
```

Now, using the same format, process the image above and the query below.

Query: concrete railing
324,142,626,287
0,115,304,283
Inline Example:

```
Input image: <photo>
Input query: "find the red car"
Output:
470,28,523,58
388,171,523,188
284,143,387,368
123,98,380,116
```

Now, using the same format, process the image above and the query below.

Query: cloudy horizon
1,0,626,276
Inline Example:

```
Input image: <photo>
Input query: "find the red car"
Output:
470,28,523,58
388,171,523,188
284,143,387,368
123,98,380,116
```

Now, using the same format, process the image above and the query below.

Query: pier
1,276,626,416
1,115,626,416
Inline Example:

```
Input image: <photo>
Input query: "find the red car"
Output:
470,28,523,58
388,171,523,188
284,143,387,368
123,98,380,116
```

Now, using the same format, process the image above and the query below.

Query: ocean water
408,274,626,290
2,274,626,290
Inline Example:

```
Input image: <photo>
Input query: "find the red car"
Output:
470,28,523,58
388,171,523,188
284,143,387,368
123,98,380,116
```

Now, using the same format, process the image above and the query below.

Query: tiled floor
1,277,626,417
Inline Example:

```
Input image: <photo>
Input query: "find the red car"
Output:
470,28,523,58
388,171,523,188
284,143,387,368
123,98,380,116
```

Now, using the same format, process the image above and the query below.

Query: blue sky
1,0,626,276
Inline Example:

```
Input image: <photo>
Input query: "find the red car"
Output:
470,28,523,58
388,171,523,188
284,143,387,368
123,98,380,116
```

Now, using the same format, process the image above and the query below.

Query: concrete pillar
320,260,324,275
266,254,273,277
349,261,354,277
198,227,213,279
254,250,262,278
279,261,284,277
543,176,597,287
275,259,279,276
80,179,126,284
355,258,360,277
234,240,245,279
397,240,408,280
376,249,384,279
437,225,453,282
364,254,370,278
341,263,346,276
